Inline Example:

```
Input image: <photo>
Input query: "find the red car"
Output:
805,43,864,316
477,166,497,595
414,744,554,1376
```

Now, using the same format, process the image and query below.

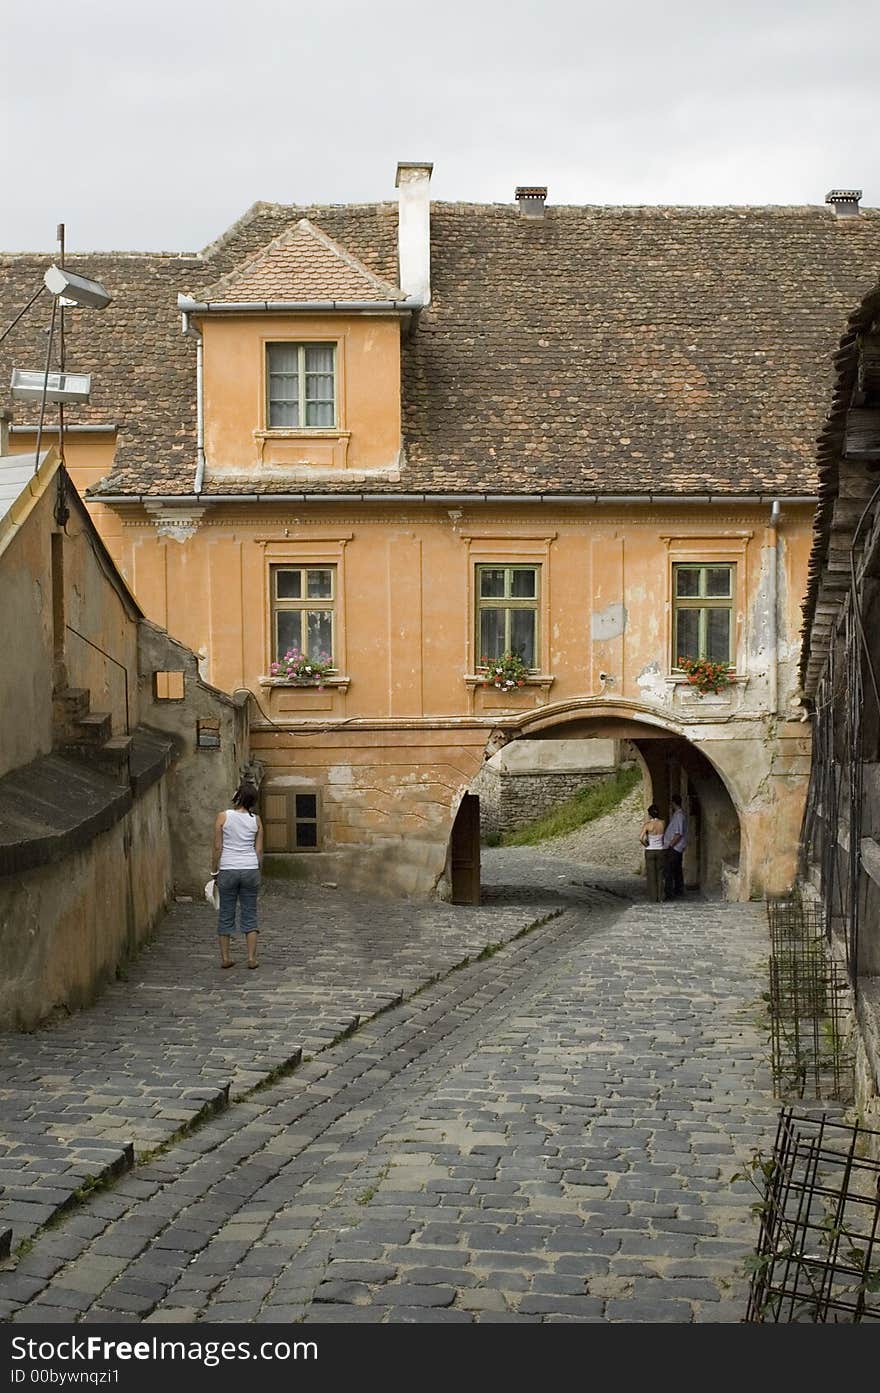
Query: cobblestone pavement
0,854,776,1324
0,855,622,1248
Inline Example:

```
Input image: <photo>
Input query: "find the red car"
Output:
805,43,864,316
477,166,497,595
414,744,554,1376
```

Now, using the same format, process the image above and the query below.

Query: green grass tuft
499,765,643,847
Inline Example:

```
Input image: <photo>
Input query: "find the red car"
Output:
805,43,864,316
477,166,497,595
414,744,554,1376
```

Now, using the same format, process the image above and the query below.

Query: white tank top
219,809,259,870
646,833,665,850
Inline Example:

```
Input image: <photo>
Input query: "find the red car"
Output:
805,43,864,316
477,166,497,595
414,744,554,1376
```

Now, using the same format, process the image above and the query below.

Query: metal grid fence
745,1109,880,1322
765,892,853,1101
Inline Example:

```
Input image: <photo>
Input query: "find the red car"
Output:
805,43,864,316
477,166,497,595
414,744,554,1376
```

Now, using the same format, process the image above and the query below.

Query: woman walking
212,783,263,969
640,803,666,903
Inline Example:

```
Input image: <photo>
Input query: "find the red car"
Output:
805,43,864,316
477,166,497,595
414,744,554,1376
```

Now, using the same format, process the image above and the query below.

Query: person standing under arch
640,804,667,902
663,794,688,899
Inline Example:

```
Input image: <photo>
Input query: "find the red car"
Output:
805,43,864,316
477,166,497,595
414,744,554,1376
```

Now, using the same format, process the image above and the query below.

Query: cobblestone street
0,850,776,1324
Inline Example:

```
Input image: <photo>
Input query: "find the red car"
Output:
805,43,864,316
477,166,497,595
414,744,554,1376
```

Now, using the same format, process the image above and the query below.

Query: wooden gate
450,792,481,905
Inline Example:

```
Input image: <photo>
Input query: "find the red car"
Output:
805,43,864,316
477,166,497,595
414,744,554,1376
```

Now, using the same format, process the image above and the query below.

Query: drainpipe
182,311,206,494
767,499,780,716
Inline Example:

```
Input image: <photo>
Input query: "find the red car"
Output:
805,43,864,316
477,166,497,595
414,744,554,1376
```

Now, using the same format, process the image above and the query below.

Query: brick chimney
395,161,433,305
516,186,547,219
825,189,862,218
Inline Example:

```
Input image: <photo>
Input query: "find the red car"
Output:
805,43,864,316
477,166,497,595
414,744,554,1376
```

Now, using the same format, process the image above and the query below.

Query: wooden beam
844,407,880,460
859,334,880,400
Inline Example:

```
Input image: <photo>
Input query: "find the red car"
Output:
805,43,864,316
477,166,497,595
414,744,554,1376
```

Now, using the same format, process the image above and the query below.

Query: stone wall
137,621,250,895
251,723,489,898
0,758,172,1031
472,766,611,838
472,736,622,837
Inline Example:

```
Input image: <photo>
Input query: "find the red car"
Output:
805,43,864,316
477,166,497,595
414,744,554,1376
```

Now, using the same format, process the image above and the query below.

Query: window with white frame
672,563,735,666
271,566,335,664
266,343,336,428
476,565,540,669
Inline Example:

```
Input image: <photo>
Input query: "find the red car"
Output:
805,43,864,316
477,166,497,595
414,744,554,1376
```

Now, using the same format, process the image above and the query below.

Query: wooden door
451,793,481,905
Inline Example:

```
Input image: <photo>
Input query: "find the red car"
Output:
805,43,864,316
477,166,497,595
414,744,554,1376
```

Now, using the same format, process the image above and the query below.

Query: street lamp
0,229,111,471
10,369,92,405
43,264,112,311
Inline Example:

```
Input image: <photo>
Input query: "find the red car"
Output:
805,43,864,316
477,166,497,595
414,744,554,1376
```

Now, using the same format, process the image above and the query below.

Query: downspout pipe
767,499,780,716
182,311,206,494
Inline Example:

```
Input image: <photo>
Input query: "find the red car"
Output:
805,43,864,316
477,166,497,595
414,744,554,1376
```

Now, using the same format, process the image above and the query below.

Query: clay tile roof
2,200,880,500
798,280,880,696
196,218,404,304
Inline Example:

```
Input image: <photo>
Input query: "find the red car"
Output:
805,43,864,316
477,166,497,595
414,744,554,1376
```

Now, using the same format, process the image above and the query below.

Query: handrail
65,624,130,734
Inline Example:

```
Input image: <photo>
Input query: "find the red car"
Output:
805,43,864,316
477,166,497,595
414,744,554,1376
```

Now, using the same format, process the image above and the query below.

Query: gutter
177,294,422,316
767,499,780,715
11,424,118,434
91,491,820,507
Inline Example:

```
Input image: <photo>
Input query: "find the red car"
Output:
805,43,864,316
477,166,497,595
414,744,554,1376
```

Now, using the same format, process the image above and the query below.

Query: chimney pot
0,409,10,455
825,189,862,218
516,186,547,219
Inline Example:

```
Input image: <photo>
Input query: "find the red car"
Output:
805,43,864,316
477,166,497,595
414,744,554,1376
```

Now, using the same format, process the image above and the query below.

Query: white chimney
395,161,433,305
825,189,862,218
516,186,547,219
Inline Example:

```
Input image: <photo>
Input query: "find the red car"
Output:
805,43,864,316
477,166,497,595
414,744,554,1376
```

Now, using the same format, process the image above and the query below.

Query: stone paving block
325,1261,398,1283
372,1283,456,1307
202,1302,262,1322
403,1266,480,1287
313,1279,373,1304
30,1287,95,1312
0,1274,49,1304
383,1306,472,1322
144,1308,203,1323
304,1305,388,1323
12,1304,85,1323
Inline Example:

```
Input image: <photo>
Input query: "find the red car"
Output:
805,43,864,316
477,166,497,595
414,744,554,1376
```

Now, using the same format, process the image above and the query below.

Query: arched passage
450,700,743,902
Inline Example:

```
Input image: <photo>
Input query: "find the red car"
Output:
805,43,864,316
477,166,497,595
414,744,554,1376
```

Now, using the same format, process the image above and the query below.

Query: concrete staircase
55,685,132,785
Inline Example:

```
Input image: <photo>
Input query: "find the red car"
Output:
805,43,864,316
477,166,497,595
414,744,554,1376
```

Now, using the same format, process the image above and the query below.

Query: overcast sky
2,0,878,252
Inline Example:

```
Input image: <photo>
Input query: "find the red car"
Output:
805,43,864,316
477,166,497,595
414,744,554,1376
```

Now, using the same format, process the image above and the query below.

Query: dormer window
267,342,336,428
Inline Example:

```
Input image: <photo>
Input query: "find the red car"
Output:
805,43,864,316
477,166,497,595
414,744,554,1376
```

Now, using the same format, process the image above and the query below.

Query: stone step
95,735,133,786
61,687,90,718
76,711,112,744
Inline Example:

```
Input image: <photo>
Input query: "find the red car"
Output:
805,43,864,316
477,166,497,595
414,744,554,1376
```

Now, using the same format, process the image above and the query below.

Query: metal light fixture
0,228,113,474
11,368,92,404
43,264,112,310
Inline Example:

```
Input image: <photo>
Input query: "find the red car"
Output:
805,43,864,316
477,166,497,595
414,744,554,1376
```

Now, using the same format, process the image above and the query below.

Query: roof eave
177,293,421,315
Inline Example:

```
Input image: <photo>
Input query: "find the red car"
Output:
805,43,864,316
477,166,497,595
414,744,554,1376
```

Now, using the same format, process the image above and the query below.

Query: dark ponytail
232,783,258,816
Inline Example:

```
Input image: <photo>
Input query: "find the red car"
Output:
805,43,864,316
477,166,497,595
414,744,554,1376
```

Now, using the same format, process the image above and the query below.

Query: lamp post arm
0,283,46,347
34,296,58,474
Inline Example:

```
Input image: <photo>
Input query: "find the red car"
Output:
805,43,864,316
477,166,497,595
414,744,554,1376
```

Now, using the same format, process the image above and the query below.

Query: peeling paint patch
636,659,667,703
591,602,627,641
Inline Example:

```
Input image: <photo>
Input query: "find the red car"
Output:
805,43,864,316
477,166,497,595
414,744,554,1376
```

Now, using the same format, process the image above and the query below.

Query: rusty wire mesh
745,1109,880,1322
765,891,853,1101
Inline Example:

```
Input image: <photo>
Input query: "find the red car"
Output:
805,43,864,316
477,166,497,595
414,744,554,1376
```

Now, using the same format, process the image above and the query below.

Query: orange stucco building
4,170,880,898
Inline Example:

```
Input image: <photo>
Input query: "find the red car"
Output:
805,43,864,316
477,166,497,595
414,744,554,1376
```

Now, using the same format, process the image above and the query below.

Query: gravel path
535,785,648,876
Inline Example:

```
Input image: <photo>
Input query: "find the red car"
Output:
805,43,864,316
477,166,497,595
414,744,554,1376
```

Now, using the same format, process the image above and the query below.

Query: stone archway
490,699,744,897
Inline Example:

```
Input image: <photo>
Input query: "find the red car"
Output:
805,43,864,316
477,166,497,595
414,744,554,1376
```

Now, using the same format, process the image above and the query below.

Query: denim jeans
216,868,260,934
664,849,685,898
